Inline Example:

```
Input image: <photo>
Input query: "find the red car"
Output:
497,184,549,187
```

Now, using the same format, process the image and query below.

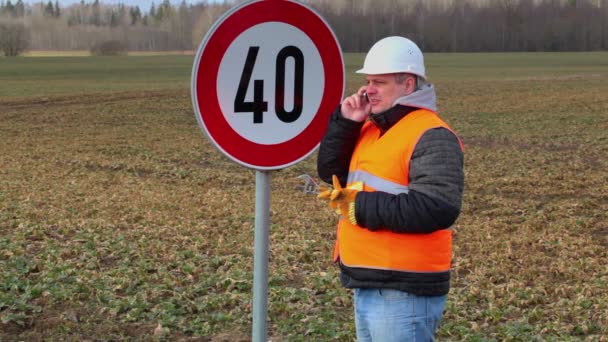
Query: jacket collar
369,83,438,134
369,105,418,134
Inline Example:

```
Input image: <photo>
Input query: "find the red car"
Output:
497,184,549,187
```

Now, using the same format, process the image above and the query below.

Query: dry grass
22,50,92,57
22,50,195,57
1,52,607,341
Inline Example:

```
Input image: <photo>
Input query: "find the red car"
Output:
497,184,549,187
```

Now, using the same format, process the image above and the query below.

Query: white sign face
217,22,324,145
191,0,344,170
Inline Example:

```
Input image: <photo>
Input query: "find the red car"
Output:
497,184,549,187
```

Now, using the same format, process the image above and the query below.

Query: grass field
1,52,607,341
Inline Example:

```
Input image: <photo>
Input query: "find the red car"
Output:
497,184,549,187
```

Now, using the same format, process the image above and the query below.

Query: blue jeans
354,288,447,342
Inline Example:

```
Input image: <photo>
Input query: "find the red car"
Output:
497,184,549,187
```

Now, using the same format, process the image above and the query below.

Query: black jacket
317,104,464,295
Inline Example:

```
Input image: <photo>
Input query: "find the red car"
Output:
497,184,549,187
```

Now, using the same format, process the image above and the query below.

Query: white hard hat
356,36,426,80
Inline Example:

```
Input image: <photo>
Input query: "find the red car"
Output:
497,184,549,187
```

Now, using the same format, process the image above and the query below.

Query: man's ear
405,75,417,94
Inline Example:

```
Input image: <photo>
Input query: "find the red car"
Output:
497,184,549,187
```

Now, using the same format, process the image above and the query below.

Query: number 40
234,46,304,124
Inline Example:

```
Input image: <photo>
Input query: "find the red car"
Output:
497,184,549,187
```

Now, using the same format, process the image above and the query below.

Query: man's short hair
395,73,417,87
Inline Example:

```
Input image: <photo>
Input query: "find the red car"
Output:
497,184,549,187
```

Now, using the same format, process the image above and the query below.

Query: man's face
365,74,410,114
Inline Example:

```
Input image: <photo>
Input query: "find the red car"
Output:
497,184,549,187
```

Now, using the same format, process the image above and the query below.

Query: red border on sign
193,0,343,169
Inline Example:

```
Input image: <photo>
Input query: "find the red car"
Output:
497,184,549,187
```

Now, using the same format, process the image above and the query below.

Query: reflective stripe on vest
334,109,461,274
347,170,409,195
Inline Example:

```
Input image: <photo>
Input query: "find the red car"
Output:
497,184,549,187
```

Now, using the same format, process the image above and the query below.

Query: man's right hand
341,86,371,122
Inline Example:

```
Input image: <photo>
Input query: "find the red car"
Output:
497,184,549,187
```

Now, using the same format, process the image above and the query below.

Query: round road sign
191,0,344,170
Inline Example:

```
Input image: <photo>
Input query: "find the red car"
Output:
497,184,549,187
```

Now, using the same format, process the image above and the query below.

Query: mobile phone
361,91,369,103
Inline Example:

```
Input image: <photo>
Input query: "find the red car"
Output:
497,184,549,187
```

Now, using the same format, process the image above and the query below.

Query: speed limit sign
191,0,344,170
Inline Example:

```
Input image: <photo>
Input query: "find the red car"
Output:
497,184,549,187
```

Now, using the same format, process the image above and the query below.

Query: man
317,36,464,341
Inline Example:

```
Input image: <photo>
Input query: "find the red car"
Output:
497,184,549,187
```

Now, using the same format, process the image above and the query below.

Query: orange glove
318,175,362,225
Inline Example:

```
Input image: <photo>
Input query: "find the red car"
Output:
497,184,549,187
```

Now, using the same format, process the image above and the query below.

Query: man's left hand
318,175,361,224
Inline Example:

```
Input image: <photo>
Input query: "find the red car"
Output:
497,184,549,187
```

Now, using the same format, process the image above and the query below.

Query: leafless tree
0,19,29,56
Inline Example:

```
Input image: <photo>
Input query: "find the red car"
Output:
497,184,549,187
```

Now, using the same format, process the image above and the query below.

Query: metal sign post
252,170,271,342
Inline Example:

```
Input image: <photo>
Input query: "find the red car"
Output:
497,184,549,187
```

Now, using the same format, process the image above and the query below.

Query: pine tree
91,0,100,26
15,0,24,17
5,0,15,17
44,1,54,17
130,6,141,25
149,2,156,19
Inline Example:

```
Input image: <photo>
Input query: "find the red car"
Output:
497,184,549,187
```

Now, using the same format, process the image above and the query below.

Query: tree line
0,0,607,56
320,0,608,52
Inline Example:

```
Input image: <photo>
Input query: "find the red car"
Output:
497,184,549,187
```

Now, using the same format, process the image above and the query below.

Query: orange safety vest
334,109,463,273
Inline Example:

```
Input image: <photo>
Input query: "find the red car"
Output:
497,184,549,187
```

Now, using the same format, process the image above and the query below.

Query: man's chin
370,105,388,115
